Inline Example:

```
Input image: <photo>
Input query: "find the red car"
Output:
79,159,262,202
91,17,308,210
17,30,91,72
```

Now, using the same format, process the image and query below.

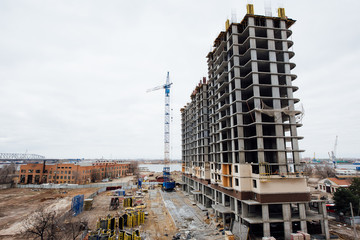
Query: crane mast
147,72,175,191
164,72,171,166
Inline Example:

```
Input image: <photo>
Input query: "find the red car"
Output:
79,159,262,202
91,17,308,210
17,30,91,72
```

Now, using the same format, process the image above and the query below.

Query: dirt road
161,189,223,240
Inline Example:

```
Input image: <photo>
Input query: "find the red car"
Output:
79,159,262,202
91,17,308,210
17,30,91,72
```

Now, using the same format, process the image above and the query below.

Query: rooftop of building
325,177,352,186
207,5,296,58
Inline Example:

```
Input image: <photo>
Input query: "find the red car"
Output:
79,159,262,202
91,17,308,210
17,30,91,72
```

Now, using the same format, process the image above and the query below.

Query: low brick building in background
18,161,132,184
317,177,353,194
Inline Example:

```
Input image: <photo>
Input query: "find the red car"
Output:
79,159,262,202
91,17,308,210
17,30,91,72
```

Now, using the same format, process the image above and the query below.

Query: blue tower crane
147,72,176,191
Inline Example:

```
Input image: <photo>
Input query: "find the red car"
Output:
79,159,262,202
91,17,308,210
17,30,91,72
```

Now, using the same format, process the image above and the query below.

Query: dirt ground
76,185,179,239
0,187,98,240
141,188,178,239
329,220,360,240
1,174,356,240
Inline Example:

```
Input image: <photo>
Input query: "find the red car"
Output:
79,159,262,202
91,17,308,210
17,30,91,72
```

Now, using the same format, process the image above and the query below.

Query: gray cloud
0,0,359,159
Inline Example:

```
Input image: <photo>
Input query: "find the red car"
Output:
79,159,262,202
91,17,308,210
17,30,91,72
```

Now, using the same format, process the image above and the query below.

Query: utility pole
350,202,358,239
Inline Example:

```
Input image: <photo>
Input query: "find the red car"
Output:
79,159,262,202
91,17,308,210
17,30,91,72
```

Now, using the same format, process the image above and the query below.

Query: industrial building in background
18,161,131,184
181,4,329,240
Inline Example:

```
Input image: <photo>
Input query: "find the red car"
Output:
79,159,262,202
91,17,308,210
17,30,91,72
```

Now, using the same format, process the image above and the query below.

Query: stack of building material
225,231,235,240
135,204,146,210
291,233,304,240
83,199,93,211
297,231,310,240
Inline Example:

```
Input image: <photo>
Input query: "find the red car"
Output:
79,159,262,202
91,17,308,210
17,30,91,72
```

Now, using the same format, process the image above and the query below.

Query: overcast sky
0,0,359,160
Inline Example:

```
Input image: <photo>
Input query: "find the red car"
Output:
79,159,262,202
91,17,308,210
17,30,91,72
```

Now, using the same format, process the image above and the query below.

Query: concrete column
262,205,269,222
321,202,328,218
320,202,330,240
235,199,239,215
282,204,291,221
262,204,270,237
300,221,307,233
283,204,292,239
299,203,308,232
242,202,248,218
222,192,226,206
284,221,292,240
321,219,330,240
263,222,271,237
299,203,306,219
235,201,239,221
223,213,226,228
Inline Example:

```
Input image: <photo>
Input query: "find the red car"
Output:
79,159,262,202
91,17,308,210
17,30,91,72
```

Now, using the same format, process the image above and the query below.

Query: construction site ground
0,175,358,240
328,219,360,240
160,188,223,240
78,186,224,239
0,187,98,240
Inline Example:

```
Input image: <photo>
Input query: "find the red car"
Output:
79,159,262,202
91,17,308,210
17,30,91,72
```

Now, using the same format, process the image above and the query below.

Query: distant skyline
0,0,359,159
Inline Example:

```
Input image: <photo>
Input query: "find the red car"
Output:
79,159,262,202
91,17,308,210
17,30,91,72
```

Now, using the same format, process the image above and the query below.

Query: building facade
181,5,329,240
318,177,352,194
19,161,131,185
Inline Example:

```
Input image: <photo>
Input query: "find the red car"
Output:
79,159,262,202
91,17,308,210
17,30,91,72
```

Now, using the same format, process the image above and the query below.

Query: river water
139,164,182,173
309,163,359,170
140,163,359,173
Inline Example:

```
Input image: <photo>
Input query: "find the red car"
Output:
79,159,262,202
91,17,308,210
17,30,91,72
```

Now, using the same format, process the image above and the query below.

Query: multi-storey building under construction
181,5,329,240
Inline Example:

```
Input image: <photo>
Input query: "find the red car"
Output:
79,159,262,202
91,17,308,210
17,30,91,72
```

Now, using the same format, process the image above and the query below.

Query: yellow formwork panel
225,19,230,31
124,233,131,240
141,211,145,224
119,231,124,240
96,218,100,229
247,4,254,15
278,8,286,19
127,214,132,228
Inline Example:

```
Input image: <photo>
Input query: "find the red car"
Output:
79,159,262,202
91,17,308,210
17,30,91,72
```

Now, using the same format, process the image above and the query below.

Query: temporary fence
16,181,138,189
71,194,84,216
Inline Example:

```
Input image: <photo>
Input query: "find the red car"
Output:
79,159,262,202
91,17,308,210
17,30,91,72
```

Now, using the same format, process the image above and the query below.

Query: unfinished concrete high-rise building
181,5,329,240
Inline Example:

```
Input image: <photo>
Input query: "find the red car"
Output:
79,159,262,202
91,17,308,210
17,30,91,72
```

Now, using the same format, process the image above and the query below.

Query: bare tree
303,164,314,176
22,207,89,240
129,161,139,178
0,163,16,184
72,171,80,184
90,169,100,183
61,212,89,240
314,164,335,179
22,207,59,240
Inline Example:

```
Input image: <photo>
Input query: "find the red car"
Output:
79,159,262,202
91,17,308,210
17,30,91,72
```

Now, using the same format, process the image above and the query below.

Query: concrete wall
16,181,160,189
0,183,12,189
254,178,310,194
